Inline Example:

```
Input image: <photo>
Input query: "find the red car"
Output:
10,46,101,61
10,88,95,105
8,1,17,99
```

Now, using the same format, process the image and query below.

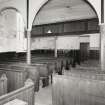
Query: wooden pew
32,62,55,77
0,78,34,105
8,62,48,76
8,63,39,92
0,63,40,92
0,62,51,88
9,62,51,86
32,58,60,74
32,62,55,85
52,75,105,105
0,60,55,77
0,55,70,74
31,57,71,72
0,74,7,96
0,68,27,92
0,56,71,84
32,60,57,84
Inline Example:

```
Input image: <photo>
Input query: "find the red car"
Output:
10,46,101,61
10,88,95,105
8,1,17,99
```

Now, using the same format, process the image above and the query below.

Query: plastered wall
31,33,100,50
90,33,100,50
0,9,17,52
0,0,101,53
0,9,26,52
56,36,80,50
31,37,55,50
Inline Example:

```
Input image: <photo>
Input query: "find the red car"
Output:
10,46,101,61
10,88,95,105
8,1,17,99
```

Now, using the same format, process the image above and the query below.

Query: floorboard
35,82,52,105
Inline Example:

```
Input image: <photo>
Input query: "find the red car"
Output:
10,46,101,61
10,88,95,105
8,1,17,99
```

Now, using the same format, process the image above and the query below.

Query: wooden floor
35,81,52,105
34,59,100,105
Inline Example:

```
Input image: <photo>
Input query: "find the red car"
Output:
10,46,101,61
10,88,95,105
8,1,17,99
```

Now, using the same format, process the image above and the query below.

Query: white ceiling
33,0,97,25
42,0,85,10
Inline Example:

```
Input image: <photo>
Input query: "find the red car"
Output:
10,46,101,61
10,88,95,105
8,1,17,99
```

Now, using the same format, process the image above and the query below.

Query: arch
0,7,26,29
31,0,49,26
85,0,99,22
86,0,101,23
0,7,19,13
29,0,49,30
30,0,100,30
0,6,27,52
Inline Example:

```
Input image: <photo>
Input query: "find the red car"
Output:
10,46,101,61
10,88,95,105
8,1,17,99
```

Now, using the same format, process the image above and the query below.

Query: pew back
0,63,40,92
8,63,39,92
0,68,27,92
8,62,48,77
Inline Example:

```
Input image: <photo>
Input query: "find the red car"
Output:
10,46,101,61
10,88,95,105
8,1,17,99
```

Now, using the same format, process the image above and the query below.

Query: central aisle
35,83,52,105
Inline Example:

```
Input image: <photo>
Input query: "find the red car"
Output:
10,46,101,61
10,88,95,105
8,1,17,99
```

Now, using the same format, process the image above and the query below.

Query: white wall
31,33,100,50
16,12,26,52
79,35,89,43
90,33,100,50
31,37,55,50
56,36,80,50
0,9,17,52
31,36,80,50
0,0,101,53
0,9,26,52
0,0,26,27
80,33,100,50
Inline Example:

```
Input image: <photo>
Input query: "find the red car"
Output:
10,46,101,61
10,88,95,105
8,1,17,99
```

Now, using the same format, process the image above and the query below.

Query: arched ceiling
33,0,97,25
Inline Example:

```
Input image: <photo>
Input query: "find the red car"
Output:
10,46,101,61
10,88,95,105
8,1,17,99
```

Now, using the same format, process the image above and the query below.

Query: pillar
54,36,57,58
100,23,105,70
26,29,31,65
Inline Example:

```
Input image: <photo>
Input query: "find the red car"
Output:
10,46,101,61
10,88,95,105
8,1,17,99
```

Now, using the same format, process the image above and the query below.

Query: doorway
80,43,89,62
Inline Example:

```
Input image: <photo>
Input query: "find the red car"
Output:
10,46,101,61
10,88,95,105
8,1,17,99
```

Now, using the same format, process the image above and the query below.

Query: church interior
0,0,104,105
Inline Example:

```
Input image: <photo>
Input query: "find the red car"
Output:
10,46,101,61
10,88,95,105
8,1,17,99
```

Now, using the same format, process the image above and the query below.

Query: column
54,36,57,58
100,23,105,70
26,29,31,65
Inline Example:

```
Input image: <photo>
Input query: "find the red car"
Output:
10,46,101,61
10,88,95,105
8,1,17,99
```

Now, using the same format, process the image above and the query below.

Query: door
80,43,89,62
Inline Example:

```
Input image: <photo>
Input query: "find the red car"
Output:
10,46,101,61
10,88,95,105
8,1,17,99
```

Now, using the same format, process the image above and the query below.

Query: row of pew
0,58,44,105
0,53,102,105
0,56,72,91
0,56,35,104
0,55,65,105
2,66,105,105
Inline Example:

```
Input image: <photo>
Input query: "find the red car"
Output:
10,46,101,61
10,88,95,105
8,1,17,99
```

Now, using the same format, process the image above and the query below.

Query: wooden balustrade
0,78,35,105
